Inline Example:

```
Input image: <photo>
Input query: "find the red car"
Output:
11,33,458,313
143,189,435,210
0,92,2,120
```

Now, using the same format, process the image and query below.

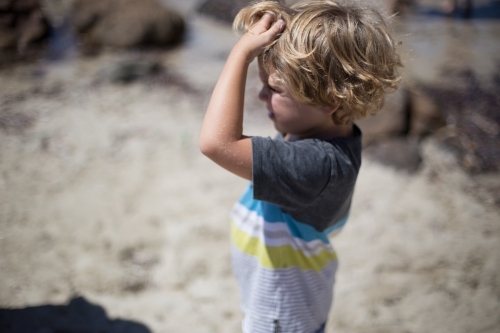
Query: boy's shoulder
251,125,361,199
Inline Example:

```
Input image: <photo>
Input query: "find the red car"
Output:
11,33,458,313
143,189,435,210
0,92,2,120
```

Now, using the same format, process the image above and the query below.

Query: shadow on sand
0,296,151,333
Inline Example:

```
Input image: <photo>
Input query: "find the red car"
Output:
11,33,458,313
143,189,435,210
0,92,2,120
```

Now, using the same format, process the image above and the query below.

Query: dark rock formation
422,69,500,173
408,85,446,136
0,0,49,51
73,0,185,48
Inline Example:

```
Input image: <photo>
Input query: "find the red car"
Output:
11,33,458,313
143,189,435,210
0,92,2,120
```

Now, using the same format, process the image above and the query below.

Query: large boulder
421,70,500,173
408,85,445,136
0,0,49,51
73,0,185,48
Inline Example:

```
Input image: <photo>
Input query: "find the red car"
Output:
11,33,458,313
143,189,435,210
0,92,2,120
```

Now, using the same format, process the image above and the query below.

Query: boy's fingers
260,13,275,28
264,19,286,39
250,13,274,33
273,19,286,34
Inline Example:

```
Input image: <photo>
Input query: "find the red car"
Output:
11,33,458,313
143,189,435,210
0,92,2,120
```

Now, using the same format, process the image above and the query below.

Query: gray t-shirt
251,125,362,232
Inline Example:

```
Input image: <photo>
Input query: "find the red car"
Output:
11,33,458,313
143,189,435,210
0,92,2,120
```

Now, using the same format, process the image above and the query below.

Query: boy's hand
235,13,286,62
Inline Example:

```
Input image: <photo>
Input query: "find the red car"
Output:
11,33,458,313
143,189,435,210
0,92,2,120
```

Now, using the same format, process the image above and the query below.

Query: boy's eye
268,85,279,93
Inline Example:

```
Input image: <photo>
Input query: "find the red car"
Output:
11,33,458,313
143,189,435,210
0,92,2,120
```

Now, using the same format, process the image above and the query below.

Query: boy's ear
319,104,340,115
318,97,341,115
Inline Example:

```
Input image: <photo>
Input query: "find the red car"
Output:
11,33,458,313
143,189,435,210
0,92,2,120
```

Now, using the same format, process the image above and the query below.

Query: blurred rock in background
423,68,500,173
72,0,185,48
0,0,49,51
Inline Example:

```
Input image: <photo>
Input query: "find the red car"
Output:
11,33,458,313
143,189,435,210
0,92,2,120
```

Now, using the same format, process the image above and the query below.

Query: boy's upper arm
206,137,253,181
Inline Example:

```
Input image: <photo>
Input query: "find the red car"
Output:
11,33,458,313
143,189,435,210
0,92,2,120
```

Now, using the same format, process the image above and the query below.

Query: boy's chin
273,124,285,134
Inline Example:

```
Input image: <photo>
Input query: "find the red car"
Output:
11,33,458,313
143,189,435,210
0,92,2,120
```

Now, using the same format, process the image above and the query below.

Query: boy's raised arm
199,14,285,180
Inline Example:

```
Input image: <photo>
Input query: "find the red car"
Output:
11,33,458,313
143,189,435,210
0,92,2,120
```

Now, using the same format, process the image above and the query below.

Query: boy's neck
284,123,353,142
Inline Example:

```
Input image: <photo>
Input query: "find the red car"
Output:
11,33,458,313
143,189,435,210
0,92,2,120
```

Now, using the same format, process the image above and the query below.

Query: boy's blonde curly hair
234,0,403,125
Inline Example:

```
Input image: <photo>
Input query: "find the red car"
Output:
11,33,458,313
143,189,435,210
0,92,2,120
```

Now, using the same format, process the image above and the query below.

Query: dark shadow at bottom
0,296,151,333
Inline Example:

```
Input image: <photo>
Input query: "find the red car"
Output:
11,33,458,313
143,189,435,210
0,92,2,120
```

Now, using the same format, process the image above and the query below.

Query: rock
0,12,14,25
408,85,445,136
0,0,11,10
73,0,185,48
17,8,48,51
356,87,410,146
421,69,500,173
11,0,39,12
0,0,49,50
0,28,16,49
197,0,252,23
363,136,422,172
0,0,39,11
38,0,75,28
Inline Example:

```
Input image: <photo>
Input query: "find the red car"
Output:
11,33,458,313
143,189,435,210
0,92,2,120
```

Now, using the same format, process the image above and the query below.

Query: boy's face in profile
257,64,335,139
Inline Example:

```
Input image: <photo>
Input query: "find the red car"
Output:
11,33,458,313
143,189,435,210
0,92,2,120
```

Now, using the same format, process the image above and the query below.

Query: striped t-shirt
230,127,362,333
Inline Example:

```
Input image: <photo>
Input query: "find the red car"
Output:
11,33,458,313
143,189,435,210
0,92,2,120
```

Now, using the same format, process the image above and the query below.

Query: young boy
199,1,401,332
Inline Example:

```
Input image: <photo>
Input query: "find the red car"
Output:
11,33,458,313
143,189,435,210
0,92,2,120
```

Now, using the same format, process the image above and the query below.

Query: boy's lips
267,109,275,119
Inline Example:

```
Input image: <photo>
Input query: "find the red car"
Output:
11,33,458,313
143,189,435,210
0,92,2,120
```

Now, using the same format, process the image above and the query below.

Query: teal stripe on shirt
238,184,348,244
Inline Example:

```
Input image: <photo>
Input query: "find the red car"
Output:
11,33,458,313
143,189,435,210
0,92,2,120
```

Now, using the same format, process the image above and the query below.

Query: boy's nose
258,86,269,102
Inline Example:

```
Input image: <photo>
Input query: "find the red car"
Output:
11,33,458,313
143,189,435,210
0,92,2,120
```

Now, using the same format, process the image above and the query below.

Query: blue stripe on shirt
238,184,348,244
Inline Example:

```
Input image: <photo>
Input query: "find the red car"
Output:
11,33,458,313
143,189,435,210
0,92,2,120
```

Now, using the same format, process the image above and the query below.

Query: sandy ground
1,8,500,333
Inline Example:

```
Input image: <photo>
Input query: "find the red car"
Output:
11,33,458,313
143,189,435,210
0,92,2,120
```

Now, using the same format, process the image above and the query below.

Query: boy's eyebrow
268,76,283,89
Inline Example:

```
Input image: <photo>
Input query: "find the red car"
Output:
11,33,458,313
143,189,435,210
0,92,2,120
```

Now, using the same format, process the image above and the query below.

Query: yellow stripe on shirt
231,220,337,272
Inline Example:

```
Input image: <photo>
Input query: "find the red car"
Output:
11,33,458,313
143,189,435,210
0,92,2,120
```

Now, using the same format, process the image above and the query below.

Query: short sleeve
251,136,334,209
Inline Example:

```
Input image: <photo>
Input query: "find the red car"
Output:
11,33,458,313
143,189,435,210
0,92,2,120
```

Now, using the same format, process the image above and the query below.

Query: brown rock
356,87,409,146
0,0,49,50
409,86,445,136
418,69,500,173
0,12,15,26
73,0,185,48
17,9,48,51
0,27,16,49
11,0,38,12
73,0,114,33
0,0,12,10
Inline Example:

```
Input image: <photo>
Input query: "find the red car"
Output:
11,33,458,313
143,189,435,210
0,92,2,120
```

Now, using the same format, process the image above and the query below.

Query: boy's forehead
258,64,269,81
258,64,281,85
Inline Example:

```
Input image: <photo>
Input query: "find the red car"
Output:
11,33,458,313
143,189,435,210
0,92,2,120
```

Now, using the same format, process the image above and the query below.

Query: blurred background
0,0,499,332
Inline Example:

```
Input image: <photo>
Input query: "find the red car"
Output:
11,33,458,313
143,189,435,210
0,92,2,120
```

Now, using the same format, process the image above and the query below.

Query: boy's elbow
198,138,218,158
